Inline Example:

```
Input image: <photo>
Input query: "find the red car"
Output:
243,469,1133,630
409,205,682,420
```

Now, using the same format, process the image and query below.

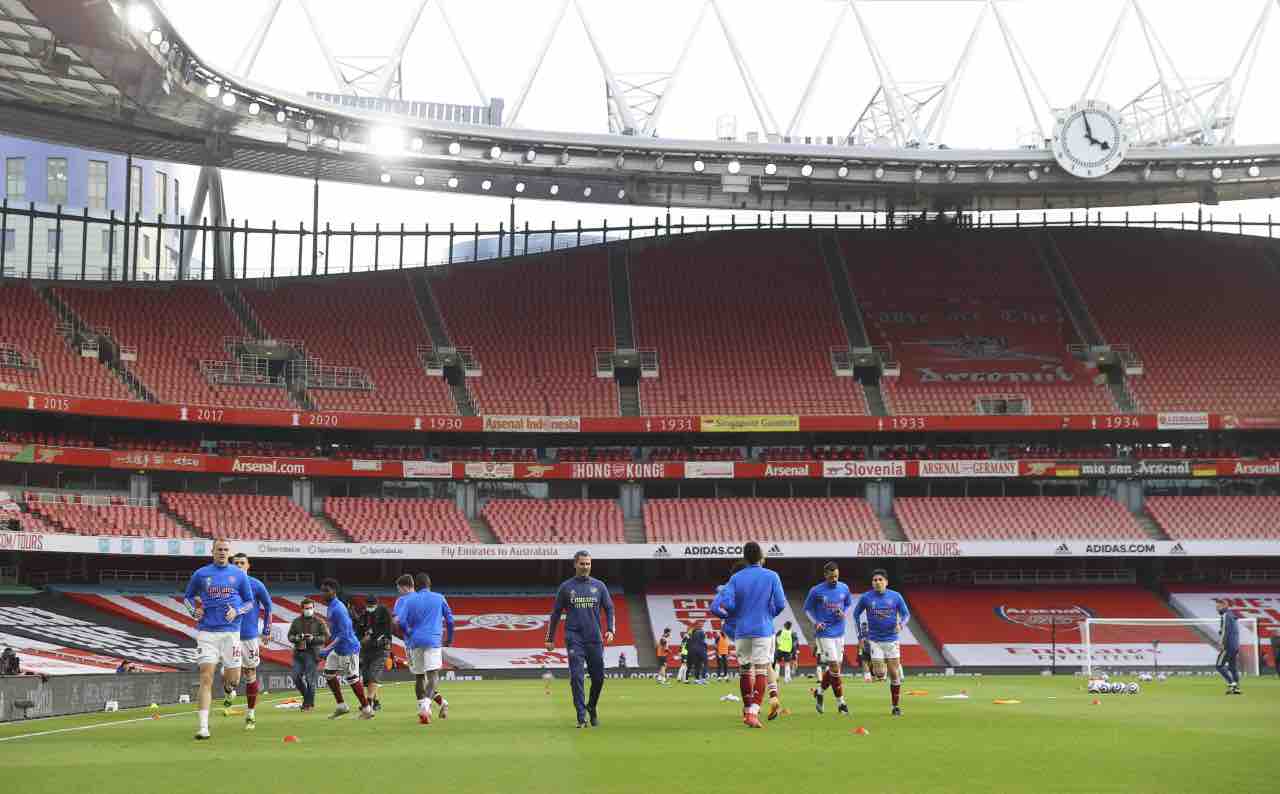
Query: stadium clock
1051,100,1129,179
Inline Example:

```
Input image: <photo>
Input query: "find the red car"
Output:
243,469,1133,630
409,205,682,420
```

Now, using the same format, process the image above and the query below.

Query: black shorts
361,648,389,682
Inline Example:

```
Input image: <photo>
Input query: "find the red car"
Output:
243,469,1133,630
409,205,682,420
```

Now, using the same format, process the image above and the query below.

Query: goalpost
1080,618,1260,678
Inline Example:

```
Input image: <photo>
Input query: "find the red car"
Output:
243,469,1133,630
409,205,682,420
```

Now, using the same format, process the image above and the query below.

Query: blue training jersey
803,581,854,639
399,590,455,649
239,576,273,640
717,564,786,639
546,576,615,646
183,563,253,633
1220,610,1240,651
322,597,361,656
852,588,911,643
711,584,736,640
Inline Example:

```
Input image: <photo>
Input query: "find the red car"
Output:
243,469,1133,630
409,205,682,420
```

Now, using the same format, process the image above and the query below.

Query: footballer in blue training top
545,551,615,728
394,572,455,724
803,561,854,716
852,568,911,716
182,539,254,741
712,541,786,728
318,578,375,720
229,553,272,730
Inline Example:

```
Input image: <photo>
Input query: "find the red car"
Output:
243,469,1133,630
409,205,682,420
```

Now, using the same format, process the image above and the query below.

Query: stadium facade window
173,178,180,218
100,228,112,252
142,233,150,259
4,157,24,202
2,228,13,252
154,172,167,221
87,160,108,212
46,157,68,205
128,165,141,217
46,228,60,254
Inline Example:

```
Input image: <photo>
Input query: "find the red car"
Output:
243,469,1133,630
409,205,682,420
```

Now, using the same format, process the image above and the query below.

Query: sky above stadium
159,0,1280,234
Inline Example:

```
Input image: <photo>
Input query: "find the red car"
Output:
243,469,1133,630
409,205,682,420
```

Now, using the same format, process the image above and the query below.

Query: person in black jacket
287,598,329,711
1,647,20,676
359,595,393,711
686,626,708,684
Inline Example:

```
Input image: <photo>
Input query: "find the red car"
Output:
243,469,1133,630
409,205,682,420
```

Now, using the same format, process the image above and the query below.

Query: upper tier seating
1060,232,1280,413
843,233,1115,415
644,497,883,542
895,496,1146,540
630,233,867,415
1145,496,1280,540
0,284,134,400
324,497,477,543
241,273,454,415
431,250,618,416
54,285,296,409
160,493,330,541
481,499,624,544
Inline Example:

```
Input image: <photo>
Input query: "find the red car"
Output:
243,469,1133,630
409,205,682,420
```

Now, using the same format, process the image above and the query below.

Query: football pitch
2,674,1276,793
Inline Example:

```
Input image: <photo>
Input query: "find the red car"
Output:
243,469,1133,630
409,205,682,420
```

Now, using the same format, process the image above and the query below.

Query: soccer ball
1087,681,1100,693
1155,673,1168,682
1127,683,1139,695
1138,672,1153,682
1111,682,1125,694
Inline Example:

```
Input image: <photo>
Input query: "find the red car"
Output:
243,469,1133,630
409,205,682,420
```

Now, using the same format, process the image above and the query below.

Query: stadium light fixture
945,167,957,182
204,82,220,99
692,159,705,173
525,149,538,163
583,186,592,197
304,118,316,131
488,145,503,159
1027,168,1040,181
220,91,236,108
481,179,492,191
515,181,526,193
727,160,741,174
447,141,462,156
413,174,426,187
800,163,814,178
379,172,391,184
248,102,260,116
764,163,777,176
127,5,154,33
615,153,626,169
371,126,406,156
985,166,995,181
148,29,164,46
1210,166,1223,180
275,110,287,124
410,137,424,151
873,166,885,180
1248,165,1262,178
1141,164,1152,181
549,184,559,195
617,188,626,199
913,167,923,181
837,165,849,178
655,155,665,170
559,151,571,165
447,176,459,189
1175,166,1187,180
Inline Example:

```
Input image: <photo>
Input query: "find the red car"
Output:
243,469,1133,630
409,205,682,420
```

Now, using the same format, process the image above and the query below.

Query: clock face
1052,100,1129,179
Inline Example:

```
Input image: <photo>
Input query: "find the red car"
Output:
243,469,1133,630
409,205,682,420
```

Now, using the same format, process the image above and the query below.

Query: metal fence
2,200,1276,283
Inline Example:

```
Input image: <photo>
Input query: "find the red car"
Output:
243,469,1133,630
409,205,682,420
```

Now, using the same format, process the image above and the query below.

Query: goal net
1081,618,1259,678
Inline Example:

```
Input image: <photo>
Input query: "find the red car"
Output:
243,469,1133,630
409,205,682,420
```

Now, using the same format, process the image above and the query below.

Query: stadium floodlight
304,118,315,131
549,184,559,195
220,91,236,108
446,176,459,189
1027,168,1039,181
583,186,592,197
247,102,260,116
615,153,626,169
692,159,705,173
127,5,154,33
985,166,995,181
837,165,849,178
410,137,423,151
481,179,492,191
525,149,538,163
515,181,526,193
413,174,426,187
1175,166,1187,179
148,29,164,46
800,163,814,178
1248,165,1262,178
158,40,170,55
617,188,626,199
488,145,503,159
275,110,287,124
447,141,462,156
945,167,957,182
379,172,391,184
655,155,665,170
204,82,220,99
1142,164,1152,181
913,167,923,181
873,165,885,180
764,163,777,175
1210,166,1224,180
727,160,741,174
559,151,571,165
370,126,405,156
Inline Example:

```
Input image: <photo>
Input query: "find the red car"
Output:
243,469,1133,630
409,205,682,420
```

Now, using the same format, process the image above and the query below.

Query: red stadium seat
160,493,331,541
1146,496,1280,540
482,499,624,544
895,496,1146,540
324,497,478,543
644,497,883,542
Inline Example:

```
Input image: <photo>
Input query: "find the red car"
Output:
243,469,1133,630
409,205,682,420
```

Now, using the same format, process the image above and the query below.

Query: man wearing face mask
287,598,329,712
358,595,393,711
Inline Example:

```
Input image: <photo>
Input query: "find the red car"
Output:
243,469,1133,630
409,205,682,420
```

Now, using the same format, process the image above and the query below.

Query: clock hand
1081,111,1095,141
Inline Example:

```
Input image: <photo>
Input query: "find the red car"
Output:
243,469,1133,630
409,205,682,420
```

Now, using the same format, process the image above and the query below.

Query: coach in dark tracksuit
545,550,615,728
1216,602,1242,694
687,626,708,682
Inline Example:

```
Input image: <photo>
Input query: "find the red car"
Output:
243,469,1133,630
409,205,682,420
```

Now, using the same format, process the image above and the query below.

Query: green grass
2,674,1277,793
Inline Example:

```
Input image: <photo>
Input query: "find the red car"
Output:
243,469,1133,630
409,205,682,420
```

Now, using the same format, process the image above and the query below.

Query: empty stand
160,493,330,541
25,494,191,538
324,497,477,543
481,499,624,544
431,251,618,416
1146,496,1280,540
630,232,866,415
54,285,295,409
0,284,134,400
241,273,454,414
895,496,1146,540
1060,232,1280,413
644,497,883,542
842,233,1114,415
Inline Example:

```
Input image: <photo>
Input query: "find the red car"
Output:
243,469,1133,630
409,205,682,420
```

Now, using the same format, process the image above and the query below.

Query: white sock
418,698,429,713
246,708,255,719
198,709,209,732
838,696,846,705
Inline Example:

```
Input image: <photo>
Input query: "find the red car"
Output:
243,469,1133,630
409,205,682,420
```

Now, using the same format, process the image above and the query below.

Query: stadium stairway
904,613,946,666
219,285,268,341
1134,512,1170,540
623,517,646,544
41,287,156,402
878,513,908,541
468,517,500,544
608,243,637,349
157,501,204,539
819,232,888,416
312,512,352,543
626,592,658,668
1032,231,1107,348
410,272,476,417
